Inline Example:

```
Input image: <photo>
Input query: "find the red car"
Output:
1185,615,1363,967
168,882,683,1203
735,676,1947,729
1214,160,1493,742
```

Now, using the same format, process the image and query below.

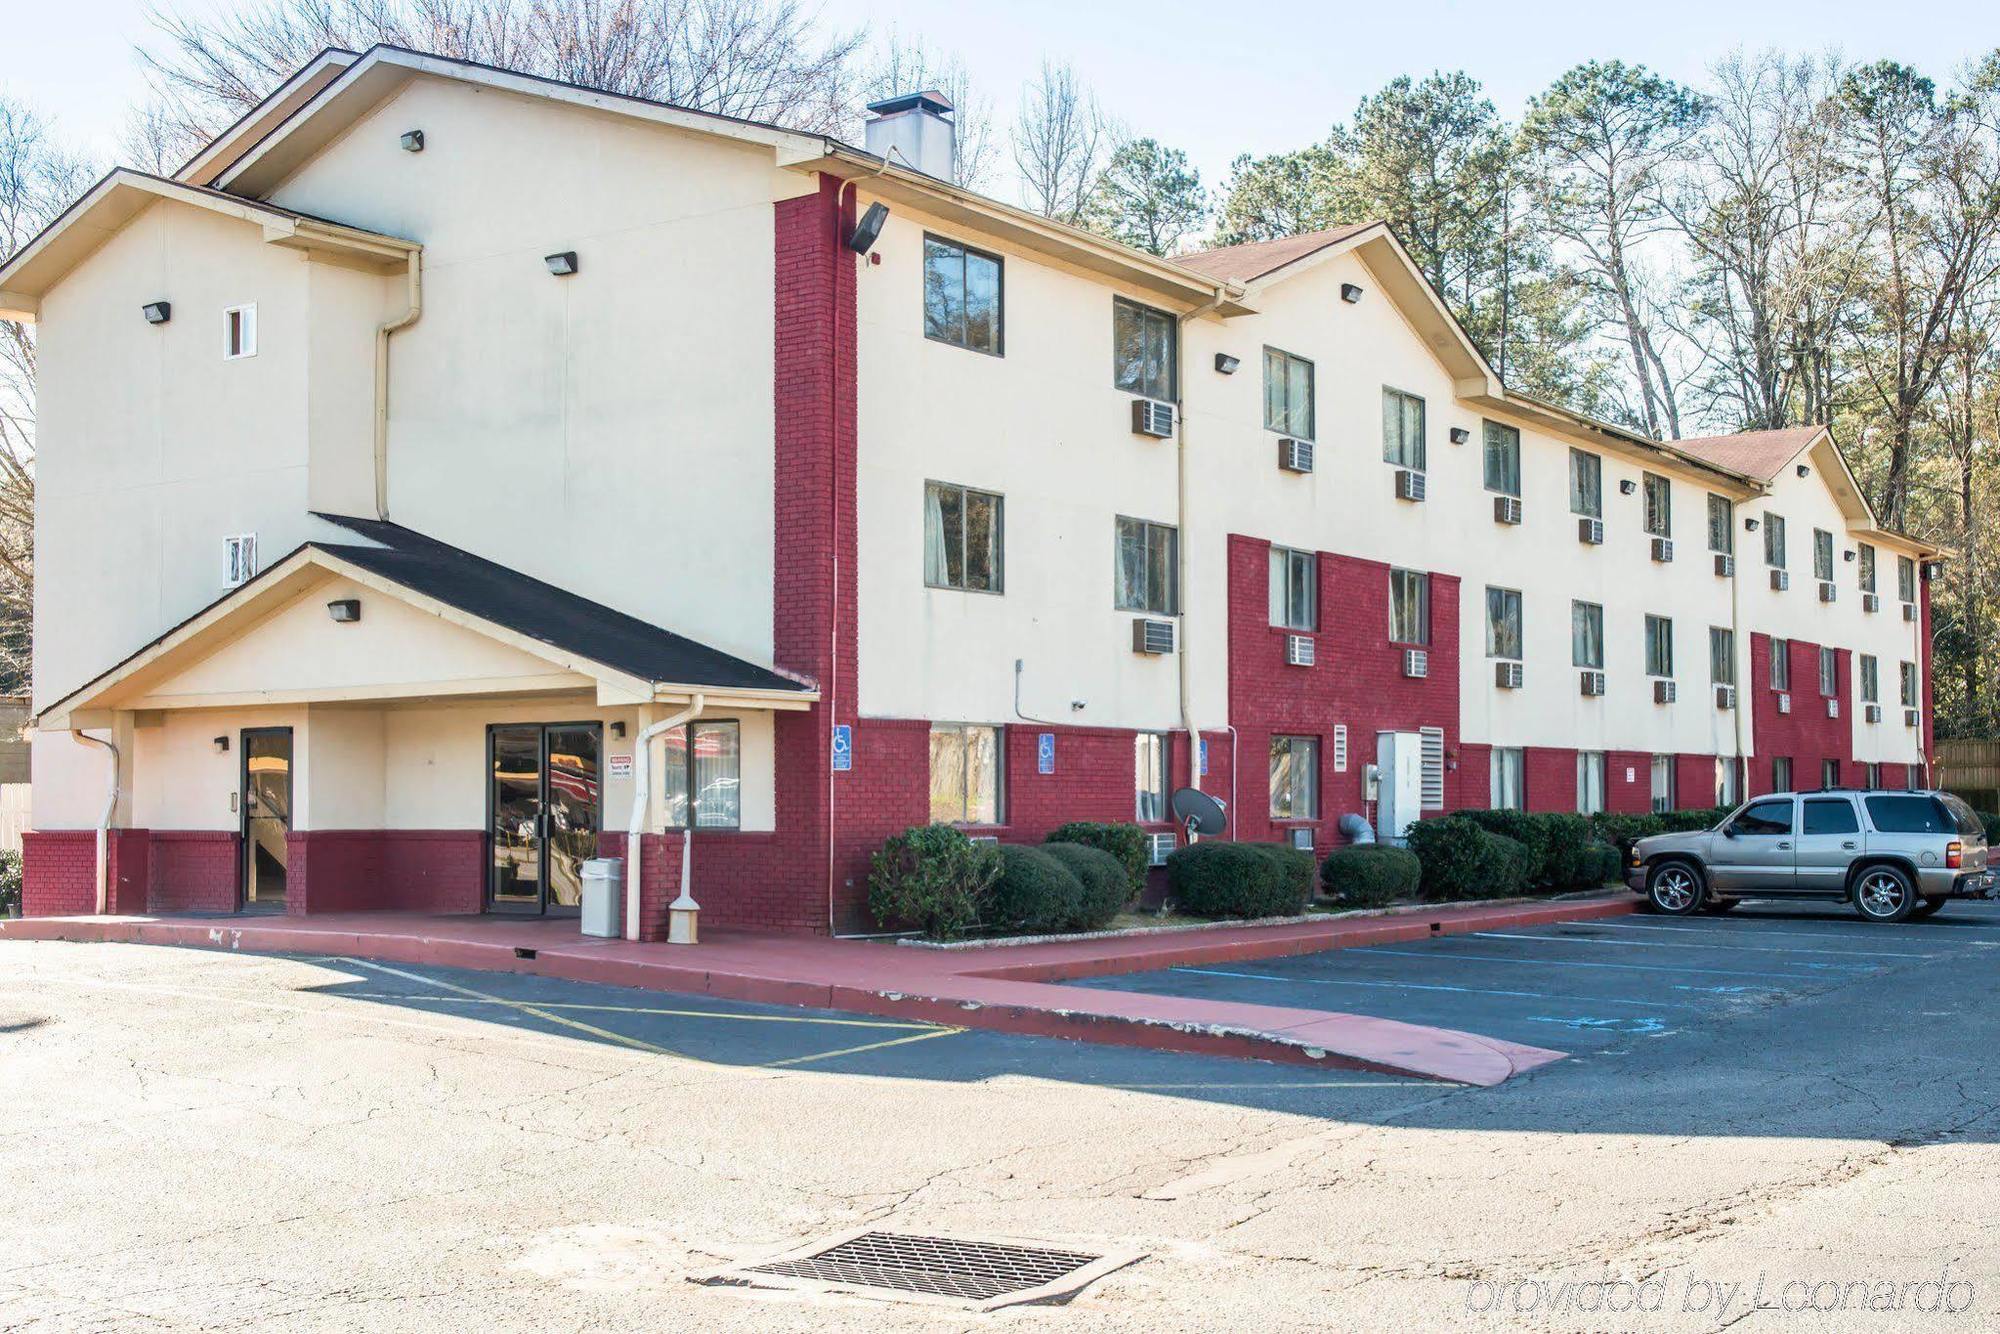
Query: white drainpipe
373,250,423,520
626,693,704,943
1174,288,1230,796
71,730,119,915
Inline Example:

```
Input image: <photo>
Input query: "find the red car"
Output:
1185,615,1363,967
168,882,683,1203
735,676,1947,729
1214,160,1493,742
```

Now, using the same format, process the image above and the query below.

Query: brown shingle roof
1173,222,1381,283
1669,427,1826,483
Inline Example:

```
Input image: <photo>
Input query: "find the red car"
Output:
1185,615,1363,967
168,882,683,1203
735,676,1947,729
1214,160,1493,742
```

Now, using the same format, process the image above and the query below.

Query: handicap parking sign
1199,738,1209,775
1037,732,1056,774
831,723,852,772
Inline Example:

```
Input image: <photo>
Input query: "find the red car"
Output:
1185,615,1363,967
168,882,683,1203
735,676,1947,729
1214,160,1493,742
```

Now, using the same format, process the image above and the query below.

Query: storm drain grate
705,1228,1141,1310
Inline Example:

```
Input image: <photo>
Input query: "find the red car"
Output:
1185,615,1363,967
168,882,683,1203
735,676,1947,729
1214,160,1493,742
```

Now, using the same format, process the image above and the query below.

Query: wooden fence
0,783,29,854
1935,740,2000,810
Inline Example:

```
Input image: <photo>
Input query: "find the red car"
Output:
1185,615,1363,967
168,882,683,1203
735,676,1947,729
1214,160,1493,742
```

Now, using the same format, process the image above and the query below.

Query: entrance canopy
38,514,817,730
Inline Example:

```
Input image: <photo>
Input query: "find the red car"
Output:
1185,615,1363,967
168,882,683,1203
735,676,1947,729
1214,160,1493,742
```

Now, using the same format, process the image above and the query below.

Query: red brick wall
1747,633,1852,795
22,830,99,916
149,831,239,913
280,830,486,915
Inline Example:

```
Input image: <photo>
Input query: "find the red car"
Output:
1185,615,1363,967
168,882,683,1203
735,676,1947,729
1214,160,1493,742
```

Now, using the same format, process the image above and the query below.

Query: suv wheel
1645,860,1704,916
1852,866,1917,923
1912,897,1947,919
1702,897,1741,913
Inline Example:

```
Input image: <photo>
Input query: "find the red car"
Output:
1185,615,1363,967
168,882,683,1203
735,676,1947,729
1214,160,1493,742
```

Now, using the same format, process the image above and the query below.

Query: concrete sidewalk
1,894,1636,1084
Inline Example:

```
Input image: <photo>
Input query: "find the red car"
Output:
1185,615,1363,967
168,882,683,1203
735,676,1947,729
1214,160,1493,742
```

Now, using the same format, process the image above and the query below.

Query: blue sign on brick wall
831,724,852,772
1037,732,1056,774
1199,738,1209,776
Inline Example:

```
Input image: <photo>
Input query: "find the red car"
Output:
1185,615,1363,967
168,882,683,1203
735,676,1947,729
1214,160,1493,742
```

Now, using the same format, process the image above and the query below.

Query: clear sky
5,0,1993,190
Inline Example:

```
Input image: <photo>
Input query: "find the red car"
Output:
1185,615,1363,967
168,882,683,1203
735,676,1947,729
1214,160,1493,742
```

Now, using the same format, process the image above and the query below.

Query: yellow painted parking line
761,1026,965,1068
341,958,685,1059
327,990,937,1030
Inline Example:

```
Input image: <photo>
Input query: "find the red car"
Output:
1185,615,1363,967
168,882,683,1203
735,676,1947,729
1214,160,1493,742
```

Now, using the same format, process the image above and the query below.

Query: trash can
580,857,623,938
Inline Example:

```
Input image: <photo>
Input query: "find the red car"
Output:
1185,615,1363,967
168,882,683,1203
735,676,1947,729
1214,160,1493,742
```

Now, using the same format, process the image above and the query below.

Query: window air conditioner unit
1651,537,1674,563
1278,437,1314,473
1863,592,1880,613
1131,617,1176,655
1285,633,1315,667
1864,703,1882,724
1819,581,1837,603
1402,648,1429,679
1394,468,1426,502
1493,495,1523,525
1578,517,1604,545
1777,691,1792,715
1715,684,1736,710
1902,602,1919,622
1653,679,1677,705
1495,660,1524,689
1580,669,1606,697
1287,827,1315,852
968,835,1000,845
1146,831,1175,866
1827,697,1840,719
1131,398,1175,438
1905,708,1920,728
1771,569,1790,591
1714,553,1735,578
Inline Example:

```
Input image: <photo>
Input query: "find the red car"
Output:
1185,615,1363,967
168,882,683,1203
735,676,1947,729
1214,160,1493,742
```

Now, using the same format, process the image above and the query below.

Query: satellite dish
1170,787,1228,838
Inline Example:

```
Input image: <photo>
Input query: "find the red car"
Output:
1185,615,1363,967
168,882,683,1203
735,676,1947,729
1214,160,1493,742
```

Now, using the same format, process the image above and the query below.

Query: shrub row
868,824,1137,940
1164,842,1314,918
1044,821,1150,895
1591,807,1733,851
1317,844,1421,907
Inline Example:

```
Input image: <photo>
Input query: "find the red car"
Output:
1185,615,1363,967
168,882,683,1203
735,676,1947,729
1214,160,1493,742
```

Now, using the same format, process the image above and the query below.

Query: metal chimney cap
865,90,955,118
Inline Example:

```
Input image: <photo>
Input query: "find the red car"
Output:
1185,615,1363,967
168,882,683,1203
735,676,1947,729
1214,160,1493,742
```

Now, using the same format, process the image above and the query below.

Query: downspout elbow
71,730,119,915
625,693,704,942
373,250,423,521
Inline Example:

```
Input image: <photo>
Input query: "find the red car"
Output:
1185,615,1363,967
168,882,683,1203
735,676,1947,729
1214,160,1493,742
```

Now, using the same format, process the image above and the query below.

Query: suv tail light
1947,840,1963,869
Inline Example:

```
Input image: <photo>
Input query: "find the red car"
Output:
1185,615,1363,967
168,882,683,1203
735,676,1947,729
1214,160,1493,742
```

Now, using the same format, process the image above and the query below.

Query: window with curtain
1114,517,1179,613
1482,420,1520,496
1822,759,1841,789
660,721,742,829
1863,762,1881,789
1134,733,1168,822
1577,752,1606,815
1707,494,1733,554
1772,756,1793,792
1490,748,1525,811
1814,528,1834,581
1572,600,1604,669
922,235,1002,354
1901,661,1918,707
1263,348,1315,438
1651,754,1675,813
1770,638,1791,691
1645,614,1674,677
1569,449,1602,517
923,481,1003,592
929,723,1003,824
1382,387,1426,470
1389,569,1430,645
1485,586,1522,660
1860,654,1879,702
1643,472,1671,537
1269,735,1319,820
1819,646,1837,696
1268,546,1316,630
1715,758,1740,807
1113,298,1176,400
1898,555,1916,602
1858,542,1876,592
1710,627,1734,684
1765,513,1787,567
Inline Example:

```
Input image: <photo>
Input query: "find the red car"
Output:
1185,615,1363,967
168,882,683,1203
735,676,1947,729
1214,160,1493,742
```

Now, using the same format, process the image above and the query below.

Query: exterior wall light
1213,353,1240,374
142,301,171,324
847,202,889,254
610,720,627,739
1449,427,1470,445
1843,549,1856,562
1340,283,1364,303
400,130,425,152
326,598,361,623
1618,478,1637,495
545,251,579,276
213,735,229,753
1797,463,1810,477
1745,517,1761,531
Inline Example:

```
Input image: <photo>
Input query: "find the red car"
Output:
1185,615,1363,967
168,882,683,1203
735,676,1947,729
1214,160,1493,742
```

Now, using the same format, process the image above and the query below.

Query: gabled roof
1173,223,1383,283
1670,427,1828,483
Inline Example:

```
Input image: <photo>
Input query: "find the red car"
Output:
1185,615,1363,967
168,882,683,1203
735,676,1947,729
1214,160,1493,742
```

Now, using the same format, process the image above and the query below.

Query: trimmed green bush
1592,812,1665,851
1657,806,1732,834
868,825,1001,940
1166,841,1312,918
1451,809,1550,879
0,848,20,916
1451,809,1598,891
1045,821,1149,895
1404,816,1532,902
1041,842,1131,929
1317,844,1421,908
986,844,1084,933
1580,842,1626,887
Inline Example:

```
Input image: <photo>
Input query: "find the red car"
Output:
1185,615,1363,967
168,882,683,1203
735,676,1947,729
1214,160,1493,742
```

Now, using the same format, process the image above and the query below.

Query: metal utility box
580,858,624,938
1374,731,1425,843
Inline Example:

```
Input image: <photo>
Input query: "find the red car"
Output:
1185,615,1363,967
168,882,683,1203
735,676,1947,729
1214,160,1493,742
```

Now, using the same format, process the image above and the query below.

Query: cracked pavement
3,902,1998,1331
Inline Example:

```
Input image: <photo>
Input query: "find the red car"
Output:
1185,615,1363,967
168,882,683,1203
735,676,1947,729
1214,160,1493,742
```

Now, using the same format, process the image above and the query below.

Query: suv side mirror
1721,823,1738,839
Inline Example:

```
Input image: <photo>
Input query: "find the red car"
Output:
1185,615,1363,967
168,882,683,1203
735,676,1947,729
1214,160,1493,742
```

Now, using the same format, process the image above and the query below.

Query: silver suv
1627,789,1994,922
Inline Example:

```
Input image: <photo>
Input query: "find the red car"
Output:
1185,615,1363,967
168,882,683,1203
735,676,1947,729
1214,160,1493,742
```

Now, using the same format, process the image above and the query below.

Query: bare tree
857,31,994,190
1012,59,1108,224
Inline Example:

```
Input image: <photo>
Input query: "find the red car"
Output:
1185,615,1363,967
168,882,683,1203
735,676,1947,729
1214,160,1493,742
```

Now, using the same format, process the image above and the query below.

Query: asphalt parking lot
1075,898,2000,1061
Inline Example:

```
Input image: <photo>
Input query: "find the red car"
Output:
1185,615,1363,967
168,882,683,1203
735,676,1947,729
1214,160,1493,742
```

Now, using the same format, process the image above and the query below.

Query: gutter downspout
71,730,118,915
1729,527,1747,802
626,693,704,943
373,250,423,520
1175,288,1230,801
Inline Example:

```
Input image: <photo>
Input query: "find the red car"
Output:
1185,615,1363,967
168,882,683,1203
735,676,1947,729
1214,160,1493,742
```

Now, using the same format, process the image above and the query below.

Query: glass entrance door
241,728,293,911
487,723,602,915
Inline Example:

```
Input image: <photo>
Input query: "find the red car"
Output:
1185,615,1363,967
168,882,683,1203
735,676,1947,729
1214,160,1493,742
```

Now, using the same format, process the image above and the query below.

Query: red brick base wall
287,830,486,915
149,832,240,912
21,830,99,916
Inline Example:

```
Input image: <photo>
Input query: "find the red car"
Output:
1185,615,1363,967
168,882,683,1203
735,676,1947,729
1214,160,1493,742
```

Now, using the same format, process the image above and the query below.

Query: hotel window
1269,735,1319,820
1269,546,1317,631
1382,387,1426,471
1822,759,1841,790
1814,528,1835,582
1707,494,1733,554
1572,600,1604,670
929,723,1003,824
1569,449,1602,518
1901,661,1918,707
1389,569,1430,645
1770,637,1791,691
660,721,742,829
1134,733,1168,822
223,303,257,359
1765,513,1787,567
1114,517,1179,614
1650,754,1675,813
1860,655,1879,704
923,481,1003,593
922,234,1002,355
1710,627,1734,685
1863,762,1881,789
1113,298,1176,400
1263,348,1315,438
1485,586,1523,661
1819,646,1837,696
1858,542,1876,592
1645,614,1674,678
1773,756,1793,793
1490,748,1525,811
1483,420,1520,497
1898,555,1917,602
1716,758,1740,807
1642,472,1671,537
1577,752,1606,815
